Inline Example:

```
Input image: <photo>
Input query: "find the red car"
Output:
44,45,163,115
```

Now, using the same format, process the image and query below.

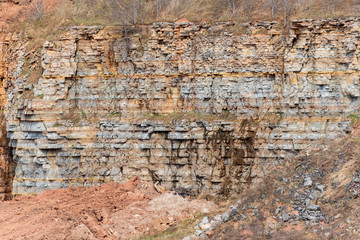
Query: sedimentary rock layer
1,18,359,195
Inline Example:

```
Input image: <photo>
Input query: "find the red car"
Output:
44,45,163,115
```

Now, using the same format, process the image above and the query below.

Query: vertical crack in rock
0,112,14,200
0,36,14,200
70,38,80,110
2,19,360,195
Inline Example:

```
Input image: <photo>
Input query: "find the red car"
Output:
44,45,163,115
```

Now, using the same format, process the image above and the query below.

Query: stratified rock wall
2,18,359,195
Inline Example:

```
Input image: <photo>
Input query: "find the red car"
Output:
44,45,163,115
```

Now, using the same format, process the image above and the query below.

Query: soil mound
0,176,216,240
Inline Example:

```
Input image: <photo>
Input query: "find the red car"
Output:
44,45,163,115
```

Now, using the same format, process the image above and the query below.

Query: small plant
138,110,238,126
347,113,360,126
53,122,64,127
61,109,87,125
81,110,87,119
262,112,283,125
72,117,81,125
35,94,44,99
110,112,122,118
136,42,145,56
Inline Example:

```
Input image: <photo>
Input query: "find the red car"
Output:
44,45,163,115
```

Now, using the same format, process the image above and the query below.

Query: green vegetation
61,109,87,125
110,112,122,118
263,112,283,124
35,94,44,99
139,110,237,125
348,113,360,126
81,110,87,119
53,122,64,127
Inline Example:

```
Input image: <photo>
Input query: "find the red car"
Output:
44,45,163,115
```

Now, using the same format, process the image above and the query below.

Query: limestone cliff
1,18,359,196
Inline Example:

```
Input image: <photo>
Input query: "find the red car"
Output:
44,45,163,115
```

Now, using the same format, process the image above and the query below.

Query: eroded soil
0,176,216,240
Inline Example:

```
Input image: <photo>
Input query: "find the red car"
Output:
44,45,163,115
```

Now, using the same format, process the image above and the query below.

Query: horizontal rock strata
1,18,359,195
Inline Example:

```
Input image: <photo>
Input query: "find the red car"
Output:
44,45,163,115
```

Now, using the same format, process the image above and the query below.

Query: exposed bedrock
1,18,359,195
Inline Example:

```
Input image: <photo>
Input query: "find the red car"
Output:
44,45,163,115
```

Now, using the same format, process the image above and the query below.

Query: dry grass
137,215,201,240
60,108,87,125
1,0,359,55
201,124,360,239
4,0,360,33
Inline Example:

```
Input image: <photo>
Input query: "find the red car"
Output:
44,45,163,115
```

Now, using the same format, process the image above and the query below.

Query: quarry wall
1,18,359,196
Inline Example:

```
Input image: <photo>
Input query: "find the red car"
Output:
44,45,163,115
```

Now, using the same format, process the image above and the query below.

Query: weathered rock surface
1,18,359,195
192,126,360,240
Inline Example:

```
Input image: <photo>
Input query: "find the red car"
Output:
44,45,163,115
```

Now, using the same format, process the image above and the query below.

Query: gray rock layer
1,18,359,194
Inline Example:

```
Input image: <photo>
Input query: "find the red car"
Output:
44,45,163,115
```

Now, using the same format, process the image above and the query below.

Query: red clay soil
0,0,62,31
0,176,216,240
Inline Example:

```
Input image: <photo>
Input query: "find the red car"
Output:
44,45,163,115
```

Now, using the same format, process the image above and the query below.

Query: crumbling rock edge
0,17,359,197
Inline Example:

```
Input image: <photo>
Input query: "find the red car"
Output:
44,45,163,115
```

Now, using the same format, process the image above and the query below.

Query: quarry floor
0,176,215,240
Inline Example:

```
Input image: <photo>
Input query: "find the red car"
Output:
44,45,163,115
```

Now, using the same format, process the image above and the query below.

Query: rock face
1,18,359,195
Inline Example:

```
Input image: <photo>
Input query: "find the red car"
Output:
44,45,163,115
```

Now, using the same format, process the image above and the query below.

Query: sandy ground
0,176,216,240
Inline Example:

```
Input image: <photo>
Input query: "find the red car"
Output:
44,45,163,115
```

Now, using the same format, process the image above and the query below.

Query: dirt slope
206,128,360,239
0,176,216,240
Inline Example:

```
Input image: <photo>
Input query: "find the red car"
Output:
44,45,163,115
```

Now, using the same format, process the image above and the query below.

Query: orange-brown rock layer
1,18,360,195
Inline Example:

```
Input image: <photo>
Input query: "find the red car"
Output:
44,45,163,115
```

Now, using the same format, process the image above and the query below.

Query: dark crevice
0,112,15,201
